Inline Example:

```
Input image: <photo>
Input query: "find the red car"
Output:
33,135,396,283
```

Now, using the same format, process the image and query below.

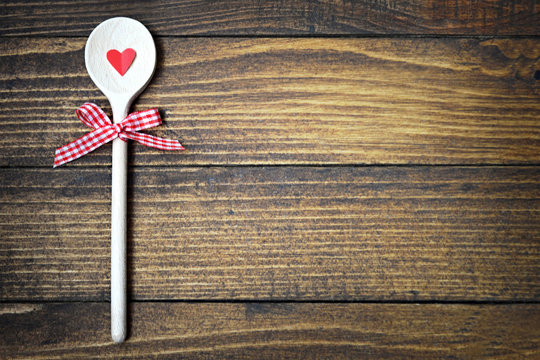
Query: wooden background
0,1,539,358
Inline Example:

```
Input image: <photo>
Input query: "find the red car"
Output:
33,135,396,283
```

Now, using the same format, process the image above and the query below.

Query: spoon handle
111,104,129,343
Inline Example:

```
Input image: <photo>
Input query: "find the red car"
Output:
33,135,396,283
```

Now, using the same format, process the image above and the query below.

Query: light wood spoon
85,17,156,343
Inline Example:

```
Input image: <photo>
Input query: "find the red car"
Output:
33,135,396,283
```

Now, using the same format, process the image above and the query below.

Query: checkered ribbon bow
54,103,184,167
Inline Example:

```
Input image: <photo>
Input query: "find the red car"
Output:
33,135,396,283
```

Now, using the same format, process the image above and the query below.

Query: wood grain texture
1,0,539,36
0,302,539,359
1,37,539,166
1,166,538,301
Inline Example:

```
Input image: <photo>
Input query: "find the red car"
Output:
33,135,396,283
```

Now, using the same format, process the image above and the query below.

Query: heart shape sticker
106,48,136,76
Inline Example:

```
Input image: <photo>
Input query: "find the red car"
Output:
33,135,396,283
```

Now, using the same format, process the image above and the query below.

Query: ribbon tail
53,127,117,167
122,131,184,151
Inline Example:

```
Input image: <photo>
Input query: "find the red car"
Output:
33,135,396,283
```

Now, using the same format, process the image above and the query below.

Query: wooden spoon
85,17,156,343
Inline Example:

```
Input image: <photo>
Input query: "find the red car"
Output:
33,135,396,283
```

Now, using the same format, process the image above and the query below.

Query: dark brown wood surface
1,0,539,36
1,1,539,358
1,166,538,301
1,303,539,359
1,38,539,166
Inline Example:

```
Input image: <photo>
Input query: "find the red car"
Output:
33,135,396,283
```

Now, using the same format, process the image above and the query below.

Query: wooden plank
0,302,538,359
1,37,539,166
1,166,539,301
0,38,540,166
1,0,539,36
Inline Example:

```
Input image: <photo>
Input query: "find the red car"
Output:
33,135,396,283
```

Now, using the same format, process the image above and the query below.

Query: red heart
106,48,136,76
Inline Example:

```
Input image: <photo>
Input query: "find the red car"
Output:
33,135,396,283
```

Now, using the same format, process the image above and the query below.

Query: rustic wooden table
1,1,539,359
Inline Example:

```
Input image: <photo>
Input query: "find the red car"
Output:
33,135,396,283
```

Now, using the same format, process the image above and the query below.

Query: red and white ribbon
54,102,184,167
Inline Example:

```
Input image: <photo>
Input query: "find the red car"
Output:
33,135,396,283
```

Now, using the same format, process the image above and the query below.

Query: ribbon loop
77,102,113,129
54,103,184,167
122,108,162,132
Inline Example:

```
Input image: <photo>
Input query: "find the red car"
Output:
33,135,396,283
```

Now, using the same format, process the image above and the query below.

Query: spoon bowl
85,17,156,115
